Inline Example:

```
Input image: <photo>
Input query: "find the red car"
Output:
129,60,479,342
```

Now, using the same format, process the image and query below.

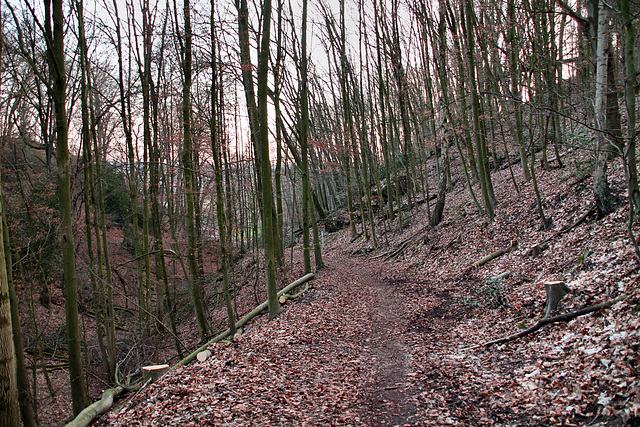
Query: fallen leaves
100,154,639,426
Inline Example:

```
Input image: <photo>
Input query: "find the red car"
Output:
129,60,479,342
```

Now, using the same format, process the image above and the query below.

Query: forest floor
97,154,640,426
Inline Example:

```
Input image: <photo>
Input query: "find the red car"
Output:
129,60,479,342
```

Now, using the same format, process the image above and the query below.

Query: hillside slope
99,155,640,426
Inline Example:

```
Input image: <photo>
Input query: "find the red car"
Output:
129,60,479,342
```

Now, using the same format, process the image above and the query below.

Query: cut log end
142,364,170,383
196,350,212,363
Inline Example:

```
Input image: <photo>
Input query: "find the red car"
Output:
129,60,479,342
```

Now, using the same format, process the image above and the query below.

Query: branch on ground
482,297,623,347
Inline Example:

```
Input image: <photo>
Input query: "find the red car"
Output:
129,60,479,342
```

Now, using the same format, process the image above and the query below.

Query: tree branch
482,297,623,347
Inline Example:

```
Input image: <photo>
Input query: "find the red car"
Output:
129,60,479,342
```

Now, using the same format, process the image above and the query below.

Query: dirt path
326,256,420,426
105,253,466,426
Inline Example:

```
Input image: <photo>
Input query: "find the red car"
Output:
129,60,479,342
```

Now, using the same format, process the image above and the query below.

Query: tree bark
593,2,613,218
210,8,235,336
301,0,312,273
0,168,19,427
181,0,210,338
462,0,495,219
235,0,280,319
45,0,91,414
620,0,640,214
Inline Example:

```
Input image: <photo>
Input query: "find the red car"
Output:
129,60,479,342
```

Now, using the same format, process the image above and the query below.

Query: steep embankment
101,156,639,426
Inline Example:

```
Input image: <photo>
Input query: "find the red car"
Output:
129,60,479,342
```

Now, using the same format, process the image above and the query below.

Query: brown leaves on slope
103,268,370,426
103,155,639,426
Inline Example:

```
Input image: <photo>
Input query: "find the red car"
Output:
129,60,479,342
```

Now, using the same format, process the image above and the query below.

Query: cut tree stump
543,281,572,318
527,242,549,257
524,205,596,258
142,364,170,383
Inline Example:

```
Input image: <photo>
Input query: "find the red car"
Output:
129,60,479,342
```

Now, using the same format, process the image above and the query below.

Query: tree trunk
0,160,20,427
236,0,280,319
507,0,530,181
301,0,312,273
45,0,90,414
1,4,37,424
462,0,495,219
181,0,210,338
620,0,640,213
593,2,613,218
211,9,236,336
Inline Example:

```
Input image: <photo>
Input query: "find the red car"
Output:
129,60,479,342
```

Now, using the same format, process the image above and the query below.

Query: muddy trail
323,253,525,426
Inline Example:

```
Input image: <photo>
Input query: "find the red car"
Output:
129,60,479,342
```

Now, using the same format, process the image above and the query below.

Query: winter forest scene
0,0,639,424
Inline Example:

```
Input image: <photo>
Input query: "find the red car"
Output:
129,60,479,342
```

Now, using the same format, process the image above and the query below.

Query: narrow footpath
326,256,419,425
103,253,506,426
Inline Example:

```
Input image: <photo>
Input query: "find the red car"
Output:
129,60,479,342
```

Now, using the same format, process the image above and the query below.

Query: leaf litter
102,157,639,426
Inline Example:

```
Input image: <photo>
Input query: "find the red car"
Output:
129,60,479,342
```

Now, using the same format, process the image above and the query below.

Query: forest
0,0,639,424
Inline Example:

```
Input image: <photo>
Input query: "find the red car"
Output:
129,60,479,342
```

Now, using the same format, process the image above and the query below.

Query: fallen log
280,283,311,303
482,297,622,347
197,350,212,362
473,241,518,268
384,240,411,261
175,273,315,367
66,274,315,426
350,232,364,243
65,386,125,427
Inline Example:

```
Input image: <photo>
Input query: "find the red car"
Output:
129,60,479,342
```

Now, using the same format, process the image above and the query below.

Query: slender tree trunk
180,0,210,338
336,0,358,239
620,0,640,213
77,0,114,381
211,6,236,336
507,0,530,181
45,0,90,414
445,0,479,183
142,3,182,355
112,0,144,339
462,0,495,219
593,2,613,218
0,17,20,413
273,0,285,266
1,5,37,425
236,0,280,318
3,203,36,427
389,0,417,214
373,3,395,224
0,180,19,427
300,0,312,273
